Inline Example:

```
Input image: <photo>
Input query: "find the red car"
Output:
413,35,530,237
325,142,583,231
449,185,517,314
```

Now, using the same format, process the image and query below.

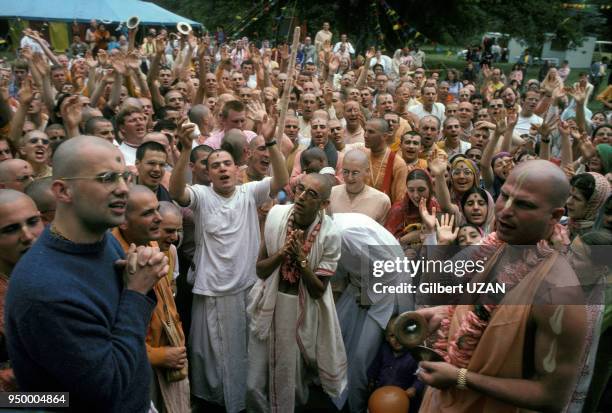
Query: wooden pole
275,26,301,142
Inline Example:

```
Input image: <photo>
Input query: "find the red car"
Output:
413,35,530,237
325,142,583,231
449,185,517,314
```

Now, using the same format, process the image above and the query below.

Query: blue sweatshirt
5,228,156,413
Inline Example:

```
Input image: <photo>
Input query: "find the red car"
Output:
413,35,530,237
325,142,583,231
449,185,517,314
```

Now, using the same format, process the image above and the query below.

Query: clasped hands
117,244,169,295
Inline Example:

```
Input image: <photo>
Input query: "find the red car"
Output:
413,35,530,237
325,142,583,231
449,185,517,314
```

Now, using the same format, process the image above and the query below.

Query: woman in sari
566,172,610,239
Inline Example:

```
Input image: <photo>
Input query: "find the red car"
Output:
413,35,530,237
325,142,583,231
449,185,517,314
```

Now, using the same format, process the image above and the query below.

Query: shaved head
52,135,119,179
221,129,248,165
158,200,181,219
343,149,369,169
0,188,33,206
512,160,570,209
126,184,155,214
308,172,332,201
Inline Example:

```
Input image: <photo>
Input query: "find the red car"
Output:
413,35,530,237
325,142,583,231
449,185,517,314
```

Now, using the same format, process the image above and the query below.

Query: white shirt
187,178,272,296
408,102,446,123
514,113,543,136
118,142,137,166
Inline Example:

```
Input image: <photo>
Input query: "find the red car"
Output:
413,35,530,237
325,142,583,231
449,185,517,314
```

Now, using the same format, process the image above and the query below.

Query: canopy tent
0,0,202,27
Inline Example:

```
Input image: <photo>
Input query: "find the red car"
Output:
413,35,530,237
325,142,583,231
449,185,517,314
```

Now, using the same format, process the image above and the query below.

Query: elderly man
417,160,588,412
6,136,168,412
169,117,288,412
247,173,347,411
111,186,189,413
0,159,34,192
0,190,44,391
328,149,390,224
364,118,408,204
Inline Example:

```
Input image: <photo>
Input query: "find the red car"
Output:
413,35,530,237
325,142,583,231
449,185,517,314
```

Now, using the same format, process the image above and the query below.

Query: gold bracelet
457,368,468,390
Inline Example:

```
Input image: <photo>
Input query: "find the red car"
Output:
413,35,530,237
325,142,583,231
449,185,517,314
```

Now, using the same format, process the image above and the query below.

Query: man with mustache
247,173,347,411
169,118,288,412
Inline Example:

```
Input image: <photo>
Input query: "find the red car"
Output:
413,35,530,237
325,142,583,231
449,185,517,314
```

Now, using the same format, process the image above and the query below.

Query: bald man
328,149,391,224
417,160,588,413
364,118,408,204
0,159,34,192
221,128,249,167
24,177,56,225
111,186,189,413
188,104,213,142
6,136,168,412
0,189,44,391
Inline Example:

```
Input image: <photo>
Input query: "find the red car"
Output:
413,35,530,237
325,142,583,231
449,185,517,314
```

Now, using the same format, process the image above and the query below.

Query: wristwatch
299,258,308,268
456,368,468,390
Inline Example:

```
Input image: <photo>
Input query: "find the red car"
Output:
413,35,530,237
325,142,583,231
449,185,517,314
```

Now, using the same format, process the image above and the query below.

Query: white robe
330,213,407,412
247,204,348,412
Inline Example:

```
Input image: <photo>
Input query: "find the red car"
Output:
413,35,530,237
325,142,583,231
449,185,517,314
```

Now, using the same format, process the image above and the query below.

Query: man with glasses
18,131,51,179
0,189,44,391
247,172,347,411
0,159,34,192
328,149,390,224
6,136,169,412
169,118,288,412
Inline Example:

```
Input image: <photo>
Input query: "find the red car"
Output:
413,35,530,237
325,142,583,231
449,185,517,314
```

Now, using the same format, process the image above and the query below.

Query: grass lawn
421,49,605,112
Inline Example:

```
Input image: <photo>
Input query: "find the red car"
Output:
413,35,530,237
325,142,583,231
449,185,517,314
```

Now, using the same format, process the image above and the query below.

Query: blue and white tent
0,0,201,27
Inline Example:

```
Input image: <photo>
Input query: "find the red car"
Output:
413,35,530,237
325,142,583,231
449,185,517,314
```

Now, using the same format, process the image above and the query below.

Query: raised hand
493,108,508,135
176,117,197,152
260,114,277,142
97,49,109,67
279,44,290,61
246,100,267,122
428,157,447,177
85,52,98,69
579,136,597,160
17,78,34,104
436,213,459,245
565,85,586,105
126,51,141,71
328,55,340,73
365,47,376,60
60,95,83,129
532,116,558,138
110,53,127,75
419,198,437,233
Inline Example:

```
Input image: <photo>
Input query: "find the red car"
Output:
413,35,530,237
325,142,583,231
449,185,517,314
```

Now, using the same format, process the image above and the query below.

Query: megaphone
177,22,192,35
394,311,444,362
127,16,140,30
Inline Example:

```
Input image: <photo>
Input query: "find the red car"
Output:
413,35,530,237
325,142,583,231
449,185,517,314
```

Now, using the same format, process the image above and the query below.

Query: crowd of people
0,17,611,413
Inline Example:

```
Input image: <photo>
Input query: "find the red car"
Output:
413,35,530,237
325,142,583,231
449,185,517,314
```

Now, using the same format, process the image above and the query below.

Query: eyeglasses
451,168,474,177
294,184,320,201
28,137,50,145
342,169,362,177
60,171,133,185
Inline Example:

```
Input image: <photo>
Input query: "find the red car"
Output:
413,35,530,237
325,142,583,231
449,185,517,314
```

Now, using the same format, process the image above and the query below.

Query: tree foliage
151,0,610,50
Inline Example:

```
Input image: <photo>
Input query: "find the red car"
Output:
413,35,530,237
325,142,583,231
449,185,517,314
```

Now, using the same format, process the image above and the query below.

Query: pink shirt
203,129,258,149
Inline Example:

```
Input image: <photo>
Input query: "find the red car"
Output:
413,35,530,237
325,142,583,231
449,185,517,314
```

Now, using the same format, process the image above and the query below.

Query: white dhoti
247,292,309,413
189,290,249,413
